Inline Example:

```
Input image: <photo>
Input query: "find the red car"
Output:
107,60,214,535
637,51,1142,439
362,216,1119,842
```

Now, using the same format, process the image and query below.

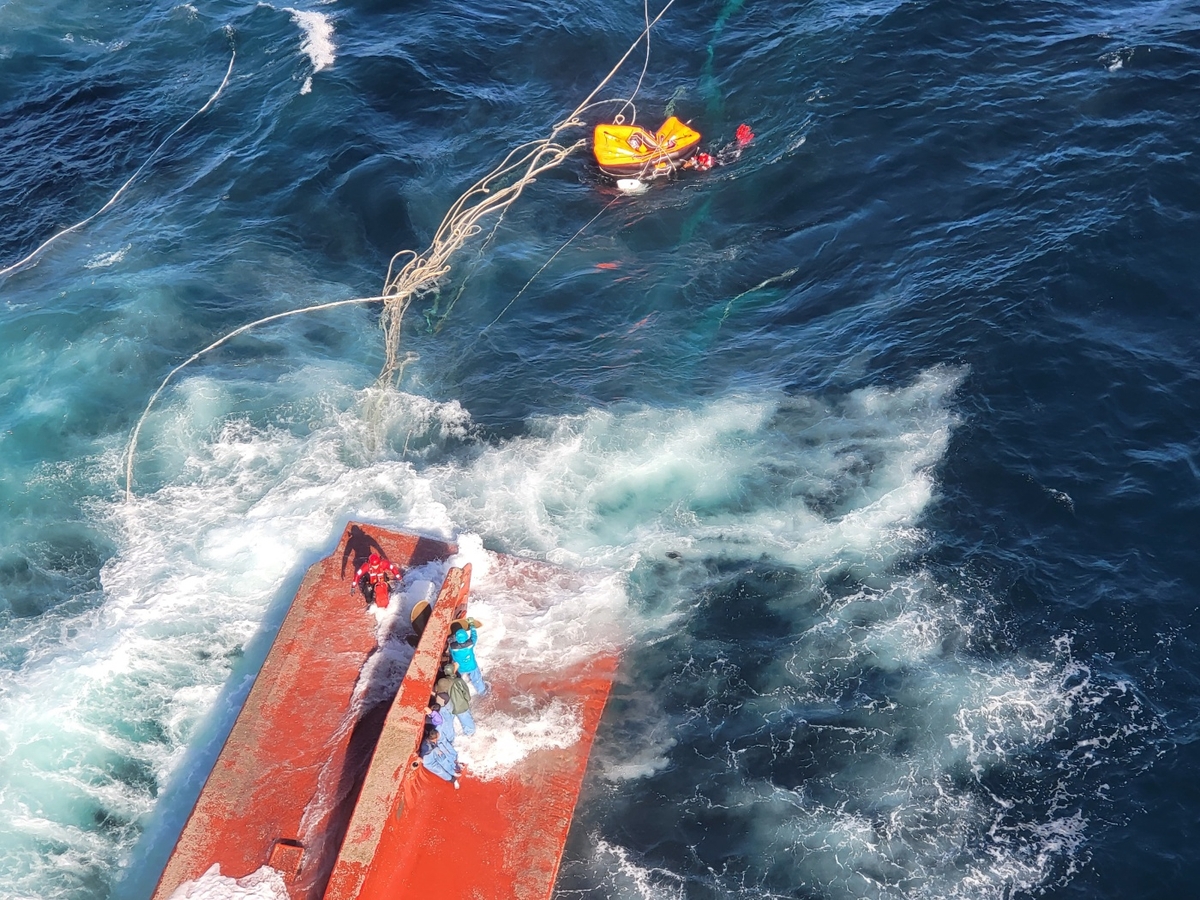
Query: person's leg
421,756,453,782
458,709,476,736
465,667,487,696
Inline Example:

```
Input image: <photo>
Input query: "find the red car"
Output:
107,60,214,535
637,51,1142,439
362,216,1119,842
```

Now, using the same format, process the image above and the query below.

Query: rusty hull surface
324,550,618,900
149,524,618,900
150,524,455,900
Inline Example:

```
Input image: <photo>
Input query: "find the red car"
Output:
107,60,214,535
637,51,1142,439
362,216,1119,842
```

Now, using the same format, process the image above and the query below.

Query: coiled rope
376,0,675,382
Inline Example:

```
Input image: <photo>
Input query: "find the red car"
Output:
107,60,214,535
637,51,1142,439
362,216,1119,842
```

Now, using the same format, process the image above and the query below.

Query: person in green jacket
434,662,475,736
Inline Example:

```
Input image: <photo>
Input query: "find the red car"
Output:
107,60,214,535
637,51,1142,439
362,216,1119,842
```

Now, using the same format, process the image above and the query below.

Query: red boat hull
150,523,617,900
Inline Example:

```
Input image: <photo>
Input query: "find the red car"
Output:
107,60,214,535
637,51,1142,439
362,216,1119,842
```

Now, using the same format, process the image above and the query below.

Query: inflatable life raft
592,116,701,178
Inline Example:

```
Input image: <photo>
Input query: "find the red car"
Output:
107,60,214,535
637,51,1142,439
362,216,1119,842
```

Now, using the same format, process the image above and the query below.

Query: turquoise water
2,1,1198,898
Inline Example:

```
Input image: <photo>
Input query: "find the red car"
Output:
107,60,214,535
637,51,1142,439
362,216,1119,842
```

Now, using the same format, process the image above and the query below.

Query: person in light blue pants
435,663,476,736
419,729,461,789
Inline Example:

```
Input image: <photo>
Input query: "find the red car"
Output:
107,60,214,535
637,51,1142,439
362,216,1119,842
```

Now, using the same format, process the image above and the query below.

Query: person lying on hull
348,552,401,607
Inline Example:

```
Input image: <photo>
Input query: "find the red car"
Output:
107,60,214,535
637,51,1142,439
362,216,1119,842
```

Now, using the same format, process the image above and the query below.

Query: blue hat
455,629,470,643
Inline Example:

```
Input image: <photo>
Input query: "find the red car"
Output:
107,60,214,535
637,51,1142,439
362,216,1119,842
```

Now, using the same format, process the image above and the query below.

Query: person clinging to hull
426,691,456,744
435,662,476,737
418,727,463,789
449,618,487,696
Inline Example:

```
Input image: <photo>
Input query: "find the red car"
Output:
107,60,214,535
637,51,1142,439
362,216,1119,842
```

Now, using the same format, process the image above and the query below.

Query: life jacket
358,558,394,584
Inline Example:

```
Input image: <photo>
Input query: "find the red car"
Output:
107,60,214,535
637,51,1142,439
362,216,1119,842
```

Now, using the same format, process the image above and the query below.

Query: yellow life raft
592,117,702,178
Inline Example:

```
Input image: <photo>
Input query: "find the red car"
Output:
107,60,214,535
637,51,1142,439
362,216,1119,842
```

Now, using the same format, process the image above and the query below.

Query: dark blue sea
2,0,1199,897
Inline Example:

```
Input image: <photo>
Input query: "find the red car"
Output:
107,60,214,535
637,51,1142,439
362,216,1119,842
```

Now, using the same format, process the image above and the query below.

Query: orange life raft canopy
592,116,701,177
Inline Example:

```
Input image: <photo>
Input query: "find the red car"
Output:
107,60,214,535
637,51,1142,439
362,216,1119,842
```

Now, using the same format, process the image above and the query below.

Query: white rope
123,294,388,500
0,49,236,280
377,0,677,382
124,2,681,499
483,195,623,332
615,0,654,127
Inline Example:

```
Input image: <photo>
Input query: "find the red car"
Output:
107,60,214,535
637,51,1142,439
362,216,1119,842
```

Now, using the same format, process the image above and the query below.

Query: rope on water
124,1,679,499
717,266,800,328
123,295,389,501
614,0,655,127
483,194,623,332
376,0,678,383
0,45,237,281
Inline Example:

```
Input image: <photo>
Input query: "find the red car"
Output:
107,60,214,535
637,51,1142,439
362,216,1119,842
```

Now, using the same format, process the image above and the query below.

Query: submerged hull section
149,523,617,900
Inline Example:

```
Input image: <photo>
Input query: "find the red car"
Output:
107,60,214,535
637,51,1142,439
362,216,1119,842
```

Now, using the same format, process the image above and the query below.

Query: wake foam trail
724,620,1160,900
553,369,1163,900
0,365,1160,899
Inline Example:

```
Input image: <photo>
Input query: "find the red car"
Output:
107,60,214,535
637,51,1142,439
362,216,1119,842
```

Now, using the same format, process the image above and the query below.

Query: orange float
592,116,702,177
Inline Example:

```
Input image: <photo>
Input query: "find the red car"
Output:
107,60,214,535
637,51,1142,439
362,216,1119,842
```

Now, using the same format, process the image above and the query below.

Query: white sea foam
283,8,335,94
667,572,1159,900
1101,48,1133,71
0,364,1157,899
84,244,131,268
166,863,289,900
457,698,583,778
574,839,687,900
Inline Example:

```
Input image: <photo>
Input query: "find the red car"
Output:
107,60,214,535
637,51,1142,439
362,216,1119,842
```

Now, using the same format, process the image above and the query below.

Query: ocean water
1,0,1199,898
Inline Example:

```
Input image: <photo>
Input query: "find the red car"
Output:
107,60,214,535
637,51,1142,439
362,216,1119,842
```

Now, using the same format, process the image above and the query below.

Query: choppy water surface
1,1,1199,898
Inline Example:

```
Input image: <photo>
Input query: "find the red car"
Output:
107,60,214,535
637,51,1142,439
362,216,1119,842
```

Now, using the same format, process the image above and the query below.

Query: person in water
418,728,462,789
434,662,476,737
449,620,487,696
349,552,400,604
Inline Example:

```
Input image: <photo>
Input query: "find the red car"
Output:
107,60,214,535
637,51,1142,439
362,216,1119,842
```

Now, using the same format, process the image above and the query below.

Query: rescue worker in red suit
350,552,400,605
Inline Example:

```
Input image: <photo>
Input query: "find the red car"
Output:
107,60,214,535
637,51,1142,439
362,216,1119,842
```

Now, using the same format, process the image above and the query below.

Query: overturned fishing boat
150,523,618,900
592,116,701,178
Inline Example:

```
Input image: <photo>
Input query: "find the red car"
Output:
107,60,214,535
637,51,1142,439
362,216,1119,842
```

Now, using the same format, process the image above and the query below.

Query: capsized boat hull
149,523,618,900
593,116,701,177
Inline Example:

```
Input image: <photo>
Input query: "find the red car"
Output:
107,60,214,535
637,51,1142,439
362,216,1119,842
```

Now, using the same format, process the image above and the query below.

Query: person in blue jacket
419,728,462,789
449,619,487,696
